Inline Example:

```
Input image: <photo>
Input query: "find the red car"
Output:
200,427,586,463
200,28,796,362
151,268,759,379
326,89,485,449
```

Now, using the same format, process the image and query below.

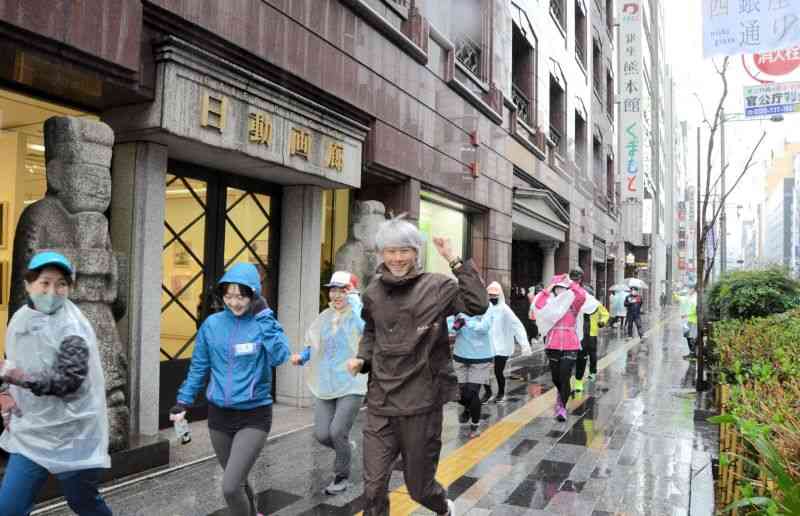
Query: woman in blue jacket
171,263,290,516
448,312,494,438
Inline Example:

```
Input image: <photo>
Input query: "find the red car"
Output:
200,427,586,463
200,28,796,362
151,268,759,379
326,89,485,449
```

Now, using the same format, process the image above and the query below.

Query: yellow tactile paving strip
358,321,668,516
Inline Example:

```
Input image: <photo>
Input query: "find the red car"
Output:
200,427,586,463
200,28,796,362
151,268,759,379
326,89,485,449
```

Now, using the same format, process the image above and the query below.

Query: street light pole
720,108,727,274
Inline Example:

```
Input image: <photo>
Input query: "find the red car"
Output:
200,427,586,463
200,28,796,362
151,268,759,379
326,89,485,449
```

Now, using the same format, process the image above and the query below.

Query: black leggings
546,349,577,406
458,383,482,424
575,336,598,380
494,356,509,398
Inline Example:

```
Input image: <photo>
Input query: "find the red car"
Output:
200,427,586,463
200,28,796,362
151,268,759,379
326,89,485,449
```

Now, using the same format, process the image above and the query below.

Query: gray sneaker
324,477,351,495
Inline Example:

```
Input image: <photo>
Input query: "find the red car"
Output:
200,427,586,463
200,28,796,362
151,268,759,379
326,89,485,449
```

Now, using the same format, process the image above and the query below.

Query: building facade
0,0,619,454
762,143,800,269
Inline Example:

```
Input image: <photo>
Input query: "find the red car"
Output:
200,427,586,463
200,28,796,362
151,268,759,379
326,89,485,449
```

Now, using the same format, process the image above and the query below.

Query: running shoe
556,406,567,422
446,498,457,515
587,373,596,381
325,475,351,495
459,410,470,424
468,423,480,438
573,379,584,392
494,395,506,404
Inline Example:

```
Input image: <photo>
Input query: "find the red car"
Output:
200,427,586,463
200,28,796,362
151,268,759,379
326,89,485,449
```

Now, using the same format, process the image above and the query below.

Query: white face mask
30,292,66,314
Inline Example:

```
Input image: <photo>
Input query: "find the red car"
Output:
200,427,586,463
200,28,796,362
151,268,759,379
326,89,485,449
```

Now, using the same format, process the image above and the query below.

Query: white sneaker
350,440,357,452
324,476,351,495
445,498,456,515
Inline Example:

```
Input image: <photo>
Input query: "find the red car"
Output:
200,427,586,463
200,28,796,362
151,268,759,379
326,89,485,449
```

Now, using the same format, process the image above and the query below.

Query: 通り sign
703,0,800,58
743,80,800,117
619,1,643,203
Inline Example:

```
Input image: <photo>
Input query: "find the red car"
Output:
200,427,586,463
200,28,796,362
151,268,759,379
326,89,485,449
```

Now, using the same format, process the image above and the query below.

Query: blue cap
28,251,74,278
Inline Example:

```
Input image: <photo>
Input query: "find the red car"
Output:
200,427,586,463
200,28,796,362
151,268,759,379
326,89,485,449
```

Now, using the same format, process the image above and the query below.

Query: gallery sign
743,80,800,117
703,0,800,58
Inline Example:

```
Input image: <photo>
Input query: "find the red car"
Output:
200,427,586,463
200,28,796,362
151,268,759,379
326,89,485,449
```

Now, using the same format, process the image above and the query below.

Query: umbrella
609,284,630,292
626,278,648,289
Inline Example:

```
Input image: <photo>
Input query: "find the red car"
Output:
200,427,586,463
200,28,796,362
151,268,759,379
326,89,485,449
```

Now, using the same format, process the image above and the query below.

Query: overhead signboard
619,1,643,204
743,80,800,117
703,0,800,58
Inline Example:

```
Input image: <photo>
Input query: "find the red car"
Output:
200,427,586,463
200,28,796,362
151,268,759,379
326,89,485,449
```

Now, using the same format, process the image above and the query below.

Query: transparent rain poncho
0,300,110,474
304,295,367,400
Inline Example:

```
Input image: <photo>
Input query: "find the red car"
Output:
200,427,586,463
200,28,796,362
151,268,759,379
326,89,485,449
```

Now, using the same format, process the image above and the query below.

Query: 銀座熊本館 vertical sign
619,1,643,204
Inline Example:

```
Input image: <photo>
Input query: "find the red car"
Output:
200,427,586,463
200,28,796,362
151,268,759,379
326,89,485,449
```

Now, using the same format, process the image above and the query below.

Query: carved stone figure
334,200,387,288
10,117,129,451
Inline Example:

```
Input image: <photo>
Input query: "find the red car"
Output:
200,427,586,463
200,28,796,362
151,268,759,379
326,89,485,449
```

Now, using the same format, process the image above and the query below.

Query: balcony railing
454,35,482,78
512,83,532,125
576,43,587,67
550,0,565,26
549,124,562,148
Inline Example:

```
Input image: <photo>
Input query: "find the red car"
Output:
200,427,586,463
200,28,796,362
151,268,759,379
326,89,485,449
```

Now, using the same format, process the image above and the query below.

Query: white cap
324,271,354,288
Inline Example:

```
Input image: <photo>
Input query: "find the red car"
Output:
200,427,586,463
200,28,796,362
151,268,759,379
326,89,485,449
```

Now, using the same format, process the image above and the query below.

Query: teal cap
28,251,74,278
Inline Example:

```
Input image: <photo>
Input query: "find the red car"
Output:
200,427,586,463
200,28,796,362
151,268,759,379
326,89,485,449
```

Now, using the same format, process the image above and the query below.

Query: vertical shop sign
619,1,643,203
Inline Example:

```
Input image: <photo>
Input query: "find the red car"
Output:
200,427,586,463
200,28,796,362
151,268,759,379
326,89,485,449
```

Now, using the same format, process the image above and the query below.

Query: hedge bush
706,268,800,322
712,309,800,514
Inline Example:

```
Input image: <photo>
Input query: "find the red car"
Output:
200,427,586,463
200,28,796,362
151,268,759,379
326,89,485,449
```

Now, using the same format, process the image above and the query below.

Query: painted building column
276,185,323,407
541,241,559,283
110,141,168,437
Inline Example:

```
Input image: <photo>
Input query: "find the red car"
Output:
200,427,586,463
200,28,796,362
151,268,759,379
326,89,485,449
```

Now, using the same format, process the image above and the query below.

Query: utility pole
720,108,727,274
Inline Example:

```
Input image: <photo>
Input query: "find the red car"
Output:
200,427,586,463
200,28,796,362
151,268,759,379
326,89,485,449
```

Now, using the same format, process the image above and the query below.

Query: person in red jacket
533,274,587,422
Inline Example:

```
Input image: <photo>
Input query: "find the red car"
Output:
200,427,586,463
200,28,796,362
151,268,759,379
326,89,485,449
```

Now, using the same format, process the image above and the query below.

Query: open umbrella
626,278,648,289
609,284,630,292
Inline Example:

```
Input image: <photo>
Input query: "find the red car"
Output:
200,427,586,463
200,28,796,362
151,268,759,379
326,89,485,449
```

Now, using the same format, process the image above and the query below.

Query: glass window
419,194,469,276
320,189,351,309
0,89,89,358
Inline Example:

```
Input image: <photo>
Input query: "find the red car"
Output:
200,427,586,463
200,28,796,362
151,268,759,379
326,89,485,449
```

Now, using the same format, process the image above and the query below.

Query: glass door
159,164,279,428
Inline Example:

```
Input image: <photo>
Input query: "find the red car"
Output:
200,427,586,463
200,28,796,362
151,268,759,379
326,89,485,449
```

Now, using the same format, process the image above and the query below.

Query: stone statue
10,117,129,451
334,200,387,288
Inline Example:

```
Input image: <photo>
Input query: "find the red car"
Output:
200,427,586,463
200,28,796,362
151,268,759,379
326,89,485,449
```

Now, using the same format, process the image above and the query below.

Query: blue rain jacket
177,263,290,410
447,312,494,363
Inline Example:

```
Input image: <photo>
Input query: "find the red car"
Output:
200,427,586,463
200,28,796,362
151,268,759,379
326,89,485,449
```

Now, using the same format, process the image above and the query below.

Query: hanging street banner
703,0,800,58
619,1,644,203
743,80,800,117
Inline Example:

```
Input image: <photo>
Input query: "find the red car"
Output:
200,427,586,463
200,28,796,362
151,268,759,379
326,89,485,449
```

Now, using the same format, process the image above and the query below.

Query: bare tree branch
706,130,766,232
701,57,730,237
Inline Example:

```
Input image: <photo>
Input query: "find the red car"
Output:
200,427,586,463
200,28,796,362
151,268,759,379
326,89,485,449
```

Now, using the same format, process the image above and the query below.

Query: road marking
360,319,670,516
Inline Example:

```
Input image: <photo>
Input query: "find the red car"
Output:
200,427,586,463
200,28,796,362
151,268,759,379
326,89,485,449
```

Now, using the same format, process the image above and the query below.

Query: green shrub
712,310,800,514
706,268,800,322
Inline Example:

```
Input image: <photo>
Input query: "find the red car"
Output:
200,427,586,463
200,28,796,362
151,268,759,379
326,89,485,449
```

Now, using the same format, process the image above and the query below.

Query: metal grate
513,84,532,125
550,0,565,25
455,34,482,78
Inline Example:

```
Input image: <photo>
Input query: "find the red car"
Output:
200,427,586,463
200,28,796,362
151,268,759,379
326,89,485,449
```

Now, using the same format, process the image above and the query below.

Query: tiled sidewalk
34,312,713,515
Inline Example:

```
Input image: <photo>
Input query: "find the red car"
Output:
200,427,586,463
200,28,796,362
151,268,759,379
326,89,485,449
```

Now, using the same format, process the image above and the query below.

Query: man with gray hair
347,216,488,516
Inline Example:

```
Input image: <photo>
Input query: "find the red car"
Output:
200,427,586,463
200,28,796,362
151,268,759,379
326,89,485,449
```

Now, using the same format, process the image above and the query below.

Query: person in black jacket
624,287,644,338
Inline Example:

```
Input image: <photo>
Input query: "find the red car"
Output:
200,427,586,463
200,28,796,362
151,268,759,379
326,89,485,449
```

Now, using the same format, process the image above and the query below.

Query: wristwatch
448,257,464,269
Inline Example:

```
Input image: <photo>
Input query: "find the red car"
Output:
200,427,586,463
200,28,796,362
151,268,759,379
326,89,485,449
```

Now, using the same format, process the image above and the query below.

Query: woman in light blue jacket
291,271,366,495
171,263,290,516
448,312,493,437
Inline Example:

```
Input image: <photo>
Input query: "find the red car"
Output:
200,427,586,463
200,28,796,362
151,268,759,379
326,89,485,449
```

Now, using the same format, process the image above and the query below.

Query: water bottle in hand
173,416,192,445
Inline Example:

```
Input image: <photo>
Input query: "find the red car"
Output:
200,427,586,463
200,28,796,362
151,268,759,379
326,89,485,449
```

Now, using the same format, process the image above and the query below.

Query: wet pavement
33,311,716,516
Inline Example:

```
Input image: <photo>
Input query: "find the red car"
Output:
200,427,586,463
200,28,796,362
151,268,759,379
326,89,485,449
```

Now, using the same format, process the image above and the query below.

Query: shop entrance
158,162,280,428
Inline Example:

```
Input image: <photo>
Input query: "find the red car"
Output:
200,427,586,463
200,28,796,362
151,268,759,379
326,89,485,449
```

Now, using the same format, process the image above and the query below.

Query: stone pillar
541,241,559,283
110,142,168,438
276,185,323,407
